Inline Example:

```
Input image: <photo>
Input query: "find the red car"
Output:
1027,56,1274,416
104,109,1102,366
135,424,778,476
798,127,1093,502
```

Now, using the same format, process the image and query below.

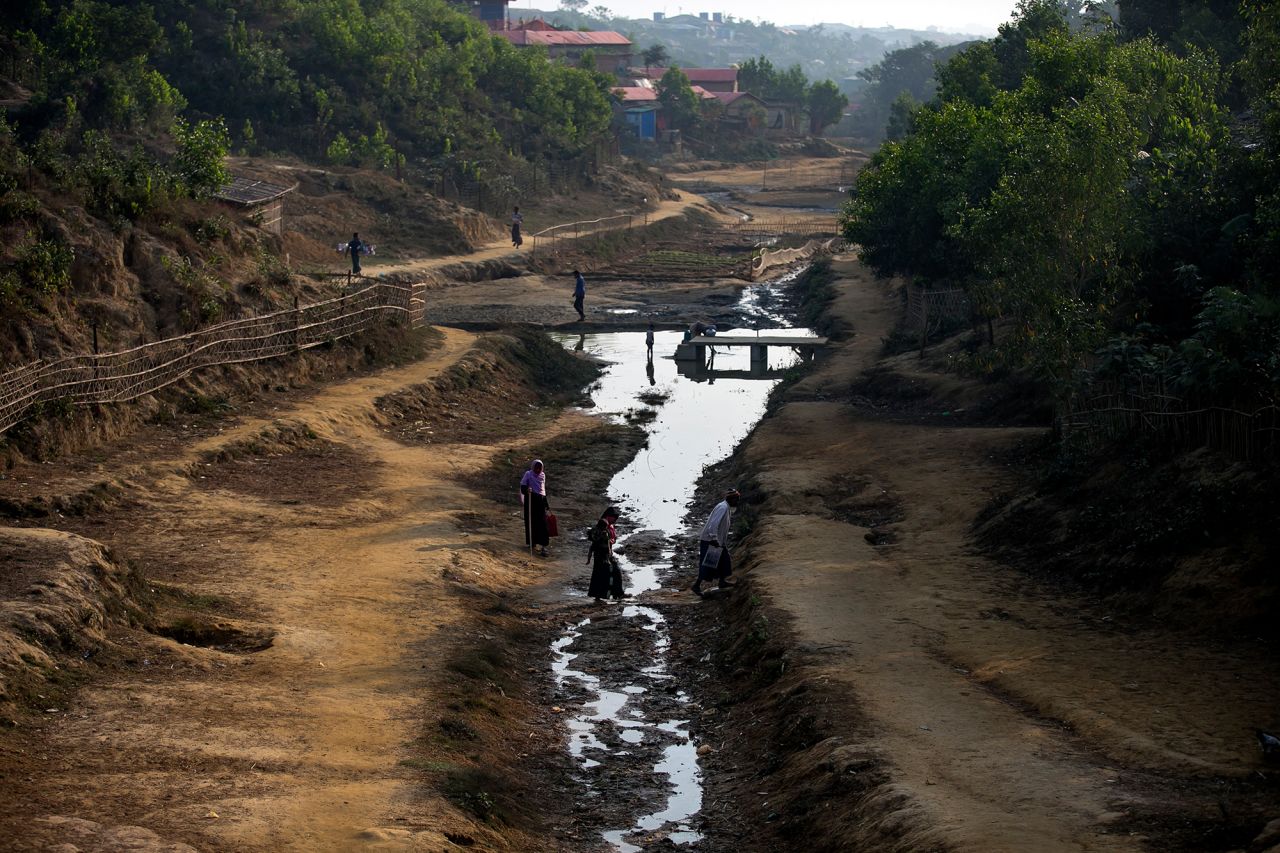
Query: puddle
548,275,812,849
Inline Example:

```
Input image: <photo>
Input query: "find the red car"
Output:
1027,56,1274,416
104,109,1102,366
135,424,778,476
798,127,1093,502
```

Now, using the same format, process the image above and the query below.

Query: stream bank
507,267,821,851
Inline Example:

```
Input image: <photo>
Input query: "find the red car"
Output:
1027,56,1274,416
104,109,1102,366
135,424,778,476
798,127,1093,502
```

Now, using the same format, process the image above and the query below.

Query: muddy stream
548,270,813,850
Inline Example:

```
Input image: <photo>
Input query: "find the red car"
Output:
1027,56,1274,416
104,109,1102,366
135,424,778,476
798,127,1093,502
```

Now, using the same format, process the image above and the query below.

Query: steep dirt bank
0,326,627,851
674,256,1280,851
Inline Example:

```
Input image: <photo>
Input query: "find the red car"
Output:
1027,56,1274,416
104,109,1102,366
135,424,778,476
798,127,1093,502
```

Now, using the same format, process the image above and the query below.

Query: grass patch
438,715,480,742
443,766,533,827
446,640,512,692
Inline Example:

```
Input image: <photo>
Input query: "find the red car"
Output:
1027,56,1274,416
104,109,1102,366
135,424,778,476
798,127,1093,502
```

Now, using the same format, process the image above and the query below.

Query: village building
450,0,513,29
612,86,660,140
496,20,633,74
630,66,738,93
214,176,294,236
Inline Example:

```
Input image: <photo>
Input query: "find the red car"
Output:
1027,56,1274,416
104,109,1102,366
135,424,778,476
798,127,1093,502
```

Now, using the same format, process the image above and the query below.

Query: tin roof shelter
215,177,295,235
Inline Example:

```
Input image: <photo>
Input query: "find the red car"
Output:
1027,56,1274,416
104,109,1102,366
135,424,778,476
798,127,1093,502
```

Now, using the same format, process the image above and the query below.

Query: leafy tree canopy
843,0,1279,408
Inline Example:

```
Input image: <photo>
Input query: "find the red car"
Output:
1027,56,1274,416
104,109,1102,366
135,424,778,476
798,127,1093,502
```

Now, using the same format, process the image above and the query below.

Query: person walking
572,270,586,322
587,506,625,603
520,459,551,557
646,322,655,360
511,206,524,248
347,232,365,276
693,488,740,596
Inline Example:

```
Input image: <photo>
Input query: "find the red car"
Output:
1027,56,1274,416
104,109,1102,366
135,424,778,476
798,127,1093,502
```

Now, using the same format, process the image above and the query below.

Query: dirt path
361,195,711,279
734,257,1280,850
1,328,587,850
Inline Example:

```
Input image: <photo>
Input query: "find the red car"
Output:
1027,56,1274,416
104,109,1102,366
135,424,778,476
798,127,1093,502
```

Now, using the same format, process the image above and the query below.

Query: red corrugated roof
613,87,659,102
714,91,763,106
690,85,719,100
499,29,631,46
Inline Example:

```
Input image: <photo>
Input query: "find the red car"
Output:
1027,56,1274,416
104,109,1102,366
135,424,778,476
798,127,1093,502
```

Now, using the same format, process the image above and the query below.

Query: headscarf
520,460,546,497
599,506,620,544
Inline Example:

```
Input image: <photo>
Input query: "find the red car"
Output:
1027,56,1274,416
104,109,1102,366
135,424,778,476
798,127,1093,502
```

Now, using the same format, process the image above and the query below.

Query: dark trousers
697,540,732,582
574,295,584,319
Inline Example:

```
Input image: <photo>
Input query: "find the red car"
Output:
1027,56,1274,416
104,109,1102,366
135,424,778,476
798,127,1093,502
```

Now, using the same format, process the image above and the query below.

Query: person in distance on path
646,322,655,360
587,506,625,603
511,206,524,248
573,270,586,322
693,489,741,597
347,232,364,275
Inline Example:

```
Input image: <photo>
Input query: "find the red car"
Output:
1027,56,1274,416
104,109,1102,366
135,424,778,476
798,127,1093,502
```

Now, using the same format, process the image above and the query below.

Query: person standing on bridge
646,322,655,360
693,489,740,597
511,206,524,248
572,270,586,322
520,459,551,557
587,506,625,603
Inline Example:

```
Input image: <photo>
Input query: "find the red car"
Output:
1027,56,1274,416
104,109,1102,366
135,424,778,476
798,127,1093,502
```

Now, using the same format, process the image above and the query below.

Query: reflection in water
548,292,814,848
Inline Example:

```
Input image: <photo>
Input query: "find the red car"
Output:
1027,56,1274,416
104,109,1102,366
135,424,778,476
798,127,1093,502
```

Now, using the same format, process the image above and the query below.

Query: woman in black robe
587,506,624,603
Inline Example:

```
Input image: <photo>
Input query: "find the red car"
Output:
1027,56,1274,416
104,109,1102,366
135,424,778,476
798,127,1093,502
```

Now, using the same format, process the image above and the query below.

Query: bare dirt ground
0,327,631,851
5,154,1277,852
698,256,1280,850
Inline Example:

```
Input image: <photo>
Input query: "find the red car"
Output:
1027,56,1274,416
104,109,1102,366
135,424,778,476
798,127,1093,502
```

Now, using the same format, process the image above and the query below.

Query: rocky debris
615,529,668,564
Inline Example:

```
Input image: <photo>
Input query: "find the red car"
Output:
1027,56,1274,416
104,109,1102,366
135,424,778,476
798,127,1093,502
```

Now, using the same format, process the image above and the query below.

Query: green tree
657,66,700,131
641,44,669,67
170,117,230,198
806,79,847,134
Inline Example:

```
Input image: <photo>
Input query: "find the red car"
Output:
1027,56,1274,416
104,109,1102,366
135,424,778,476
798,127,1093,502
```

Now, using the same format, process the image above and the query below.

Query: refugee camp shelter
215,177,295,235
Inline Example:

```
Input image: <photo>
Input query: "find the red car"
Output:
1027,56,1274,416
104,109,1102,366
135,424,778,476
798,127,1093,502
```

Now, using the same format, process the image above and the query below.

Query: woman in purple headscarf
520,459,550,556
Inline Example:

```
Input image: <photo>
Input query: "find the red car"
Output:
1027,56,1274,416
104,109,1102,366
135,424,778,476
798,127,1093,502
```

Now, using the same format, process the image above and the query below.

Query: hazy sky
518,1,1020,35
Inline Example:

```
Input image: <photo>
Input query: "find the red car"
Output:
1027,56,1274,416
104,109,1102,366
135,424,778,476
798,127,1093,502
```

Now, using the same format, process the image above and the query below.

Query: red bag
546,512,559,537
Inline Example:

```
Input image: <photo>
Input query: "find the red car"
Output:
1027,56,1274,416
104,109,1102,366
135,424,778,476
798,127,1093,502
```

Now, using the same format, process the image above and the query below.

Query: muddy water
549,275,811,850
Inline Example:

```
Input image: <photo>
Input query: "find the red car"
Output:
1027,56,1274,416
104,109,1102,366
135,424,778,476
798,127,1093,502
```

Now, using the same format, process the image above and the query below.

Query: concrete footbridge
674,334,829,369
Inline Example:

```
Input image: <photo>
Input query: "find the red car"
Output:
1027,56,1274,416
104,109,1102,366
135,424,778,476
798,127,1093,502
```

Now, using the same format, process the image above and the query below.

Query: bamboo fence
1060,379,1280,462
0,279,428,436
733,215,840,239
528,213,636,258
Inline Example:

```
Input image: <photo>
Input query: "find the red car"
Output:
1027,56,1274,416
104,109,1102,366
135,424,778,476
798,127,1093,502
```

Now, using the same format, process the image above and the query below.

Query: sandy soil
0,328,596,851
727,257,1280,850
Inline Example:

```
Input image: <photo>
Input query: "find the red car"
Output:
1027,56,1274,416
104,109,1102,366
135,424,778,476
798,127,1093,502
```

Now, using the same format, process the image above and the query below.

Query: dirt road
1,328,593,850
361,195,712,279
722,257,1280,850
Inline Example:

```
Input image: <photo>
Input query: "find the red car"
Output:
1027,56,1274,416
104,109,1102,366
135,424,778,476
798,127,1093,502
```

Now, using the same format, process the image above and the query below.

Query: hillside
515,7,975,82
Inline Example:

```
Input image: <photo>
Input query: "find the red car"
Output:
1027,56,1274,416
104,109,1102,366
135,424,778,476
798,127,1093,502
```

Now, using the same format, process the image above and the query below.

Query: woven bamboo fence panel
0,279,428,435
751,238,845,279
1061,379,1280,462
733,216,840,239
905,285,973,336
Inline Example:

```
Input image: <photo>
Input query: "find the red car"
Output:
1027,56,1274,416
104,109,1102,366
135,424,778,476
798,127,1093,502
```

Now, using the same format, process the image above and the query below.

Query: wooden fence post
918,287,929,358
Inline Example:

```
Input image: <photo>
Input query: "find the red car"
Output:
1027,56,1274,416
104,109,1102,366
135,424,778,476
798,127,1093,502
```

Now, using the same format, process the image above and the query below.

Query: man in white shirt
694,489,741,597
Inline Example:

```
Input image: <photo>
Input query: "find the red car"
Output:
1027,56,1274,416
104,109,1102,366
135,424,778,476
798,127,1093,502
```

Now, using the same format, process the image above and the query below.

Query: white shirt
699,500,732,545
